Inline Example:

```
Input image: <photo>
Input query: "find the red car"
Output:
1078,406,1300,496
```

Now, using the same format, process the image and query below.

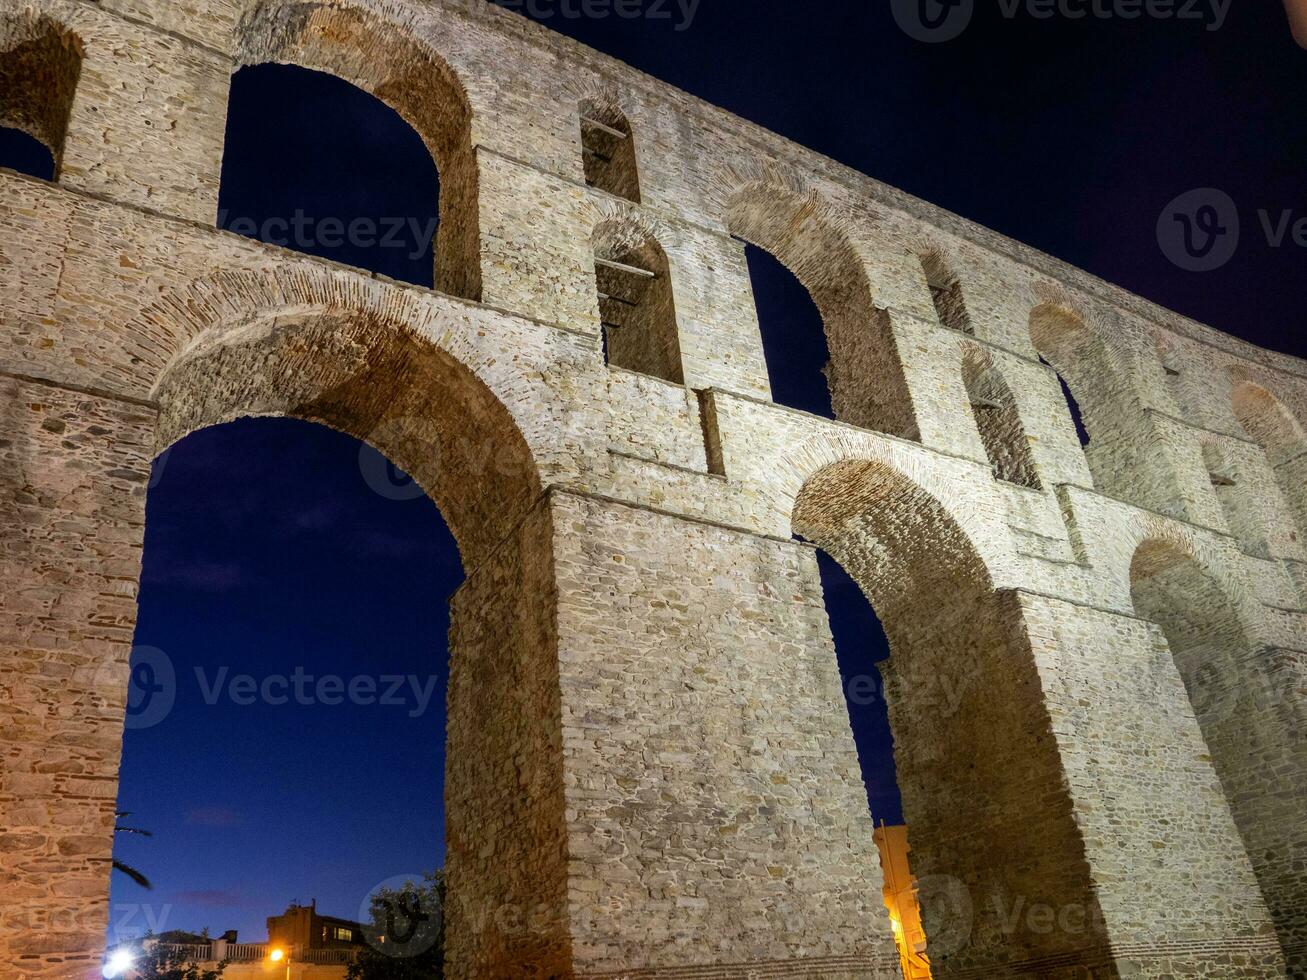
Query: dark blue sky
112,421,458,942
2,0,1301,947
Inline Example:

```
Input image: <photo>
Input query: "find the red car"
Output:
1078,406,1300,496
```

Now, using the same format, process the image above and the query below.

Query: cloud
143,558,250,593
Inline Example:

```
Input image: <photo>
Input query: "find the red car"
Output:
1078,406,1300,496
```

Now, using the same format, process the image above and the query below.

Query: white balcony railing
155,942,361,965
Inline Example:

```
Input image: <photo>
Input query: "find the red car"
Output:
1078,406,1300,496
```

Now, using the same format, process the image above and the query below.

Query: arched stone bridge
0,1,1303,976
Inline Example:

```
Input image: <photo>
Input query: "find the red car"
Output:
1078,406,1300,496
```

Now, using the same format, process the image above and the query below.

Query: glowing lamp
103,948,135,978
268,948,287,963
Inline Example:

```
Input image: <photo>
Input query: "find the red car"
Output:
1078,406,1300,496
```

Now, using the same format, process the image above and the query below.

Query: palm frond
112,859,153,890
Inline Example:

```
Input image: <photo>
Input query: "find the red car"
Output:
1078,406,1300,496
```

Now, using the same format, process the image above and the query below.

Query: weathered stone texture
551,490,899,977
1,0,1305,976
0,378,153,978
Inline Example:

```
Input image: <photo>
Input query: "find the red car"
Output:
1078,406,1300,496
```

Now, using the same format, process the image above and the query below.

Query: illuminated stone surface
1,1,1303,976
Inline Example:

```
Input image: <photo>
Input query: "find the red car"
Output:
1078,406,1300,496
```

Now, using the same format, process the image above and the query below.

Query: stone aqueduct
0,0,1304,977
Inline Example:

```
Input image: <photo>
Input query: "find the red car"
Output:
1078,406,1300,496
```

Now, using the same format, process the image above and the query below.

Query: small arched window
1231,381,1307,540
727,186,919,439
580,99,640,203
963,346,1041,489
594,221,682,384
919,250,972,334
0,12,83,180
1030,305,1098,449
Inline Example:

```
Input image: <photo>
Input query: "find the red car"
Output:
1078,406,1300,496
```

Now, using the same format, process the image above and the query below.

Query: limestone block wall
2,0,1306,976
446,496,571,978
0,378,154,973
550,490,900,978
4,0,229,220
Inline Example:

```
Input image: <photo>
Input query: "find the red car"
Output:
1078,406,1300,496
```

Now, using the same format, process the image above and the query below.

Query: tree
128,936,227,980
348,871,445,980
113,811,153,889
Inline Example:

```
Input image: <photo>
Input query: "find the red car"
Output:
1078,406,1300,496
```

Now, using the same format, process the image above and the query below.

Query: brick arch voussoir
136,267,552,567
584,197,673,251
230,0,483,300
234,0,473,125
767,432,1017,591
563,77,634,120
1109,514,1263,638
720,172,921,439
1027,286,1133,371
0,4,83,163
1228,370,1307,439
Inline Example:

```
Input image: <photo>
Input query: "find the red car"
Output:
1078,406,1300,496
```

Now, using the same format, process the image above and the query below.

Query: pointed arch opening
580,98,640,203
792,459,1106,976
727,186,919,439
152,309,539,566
962,345,1041,489
919,250,972,334
229,1,480,298
0,11,82,179
593,218,683,383
1231,381,1307,539
1033,305,1189,516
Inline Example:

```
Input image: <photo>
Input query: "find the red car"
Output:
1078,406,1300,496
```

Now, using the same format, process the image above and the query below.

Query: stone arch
579,94,640,203
1129,536,1305,965
152,308,539,569
234,0,480,300
1030,301,1178,512
128,264,573,565
792,458,994,627
791,457,1108,975
725,180,919,440
140,290,569,977
1028,302,1112,444
918,248,972,334
1231,380,1307,537
123,263,583,434
753,430,1017,577
591,214,682,383
0,9,83,175
961,344,1040,489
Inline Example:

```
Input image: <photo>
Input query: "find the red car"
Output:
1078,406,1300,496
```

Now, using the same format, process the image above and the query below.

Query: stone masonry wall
1,0,1305,976
550,490,900,978
0,377,154,975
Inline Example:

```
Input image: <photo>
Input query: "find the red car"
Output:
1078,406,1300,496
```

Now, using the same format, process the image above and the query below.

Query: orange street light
266,947,289,980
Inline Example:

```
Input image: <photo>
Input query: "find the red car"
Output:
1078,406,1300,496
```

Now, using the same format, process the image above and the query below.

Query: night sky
2,0,1303,947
